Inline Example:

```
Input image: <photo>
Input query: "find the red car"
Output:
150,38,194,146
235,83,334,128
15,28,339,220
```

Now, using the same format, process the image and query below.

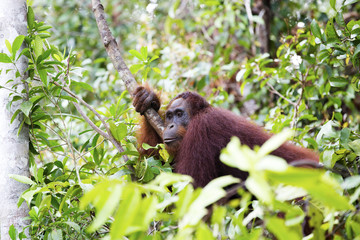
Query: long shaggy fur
138,92,319,187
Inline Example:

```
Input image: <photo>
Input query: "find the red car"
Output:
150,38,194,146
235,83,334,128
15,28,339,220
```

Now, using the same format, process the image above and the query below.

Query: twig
290,68,309,129
266,82,296,106
201,27,216,45
245,0,256,56
51,81,128,159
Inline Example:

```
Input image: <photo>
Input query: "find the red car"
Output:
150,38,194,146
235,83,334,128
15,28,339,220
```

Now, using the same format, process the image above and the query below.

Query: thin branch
91,0,165,138
245,0,256,56
290,68,309,129
51,81,127,158
266,82,296,106
201,27,216,45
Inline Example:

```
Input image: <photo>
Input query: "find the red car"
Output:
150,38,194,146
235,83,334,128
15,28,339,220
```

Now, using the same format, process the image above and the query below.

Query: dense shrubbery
2,0,360,239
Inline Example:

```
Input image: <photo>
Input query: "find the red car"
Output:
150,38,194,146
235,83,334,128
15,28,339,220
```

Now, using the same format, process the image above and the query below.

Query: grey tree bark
0,0,29,239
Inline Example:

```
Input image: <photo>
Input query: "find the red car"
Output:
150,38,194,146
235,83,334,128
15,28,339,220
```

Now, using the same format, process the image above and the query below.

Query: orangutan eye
166,112,173,120
176,110,183,118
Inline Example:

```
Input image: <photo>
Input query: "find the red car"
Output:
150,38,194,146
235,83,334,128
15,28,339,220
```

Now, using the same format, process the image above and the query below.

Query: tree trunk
0,0,29,238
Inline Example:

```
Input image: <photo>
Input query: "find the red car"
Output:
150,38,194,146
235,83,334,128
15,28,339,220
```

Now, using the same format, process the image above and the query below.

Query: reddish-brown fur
137,91,319,187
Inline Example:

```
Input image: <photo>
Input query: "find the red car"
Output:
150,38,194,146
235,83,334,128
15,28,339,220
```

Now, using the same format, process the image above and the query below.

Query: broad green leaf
267,217,301,240
342,176,360,189
34,35,43,58
12,35,25,58
330,0,336,10
8,225,17,240
348,139,360,155
39,194,51,212
129,63,144,74
150,172,192,188
267,168,354,210
220,137,253,171
37,25,52,31
311,20,322,39
109,122,127,141
152,67,161,74
5,40,12,54
196,223,216,240
258,129,294,158
19,101,33,117
129,49,144,61
111,187,141,238
0,53,12,63
27,6,35,29
180,176,239,228
149,55,159,62
140,46,148,60
133,196,158,231
38,69,48,87
36,49,52,64
22,188,40,204
329,77,348,87
64,222,80,233
9,174,36,185
352,44,360,64
335,12,346,27
88,184,123,231
343,0,358,7
51,229,62,240
70,81,93,92
325,18,339,42
246,175,273,204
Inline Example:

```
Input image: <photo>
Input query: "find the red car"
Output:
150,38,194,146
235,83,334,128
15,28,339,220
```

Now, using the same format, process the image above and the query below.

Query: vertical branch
91,0,165,138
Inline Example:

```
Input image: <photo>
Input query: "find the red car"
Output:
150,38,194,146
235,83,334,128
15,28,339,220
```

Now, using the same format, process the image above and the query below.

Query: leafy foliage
2,0,360,239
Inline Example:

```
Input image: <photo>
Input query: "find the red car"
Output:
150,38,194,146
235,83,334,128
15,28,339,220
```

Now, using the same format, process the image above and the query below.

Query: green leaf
352,44,360,64
140,46,148,60
70,81,94,92
181,176,239,227
9,174,36,185
27,6,35,29
196,223,216,240
267,168,354,211
38,69,48,87
64,221,81,233
51,229,63,240
330,0,336,10
329,77,348,87
267,217,301,240
348,139,360,155
12,35,25,58
258,129,294,158
129,49,144,61
8,225,17,240
34,35,43,58
36,49,52,64
152,67,161,74
5,40,12,54
325,18,339,42
19,101,33,117
343,0,358,7
246,174,273,203
311,20,322,40
335,12,346,27
342,176,360,189
109,121,127,142
149,55,159,62
129,63,144,74
37,25,52,31
0,53,12,63
111,186,141,238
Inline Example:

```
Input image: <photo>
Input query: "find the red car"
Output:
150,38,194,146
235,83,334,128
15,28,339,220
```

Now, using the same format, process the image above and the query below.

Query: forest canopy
2,0,360,239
